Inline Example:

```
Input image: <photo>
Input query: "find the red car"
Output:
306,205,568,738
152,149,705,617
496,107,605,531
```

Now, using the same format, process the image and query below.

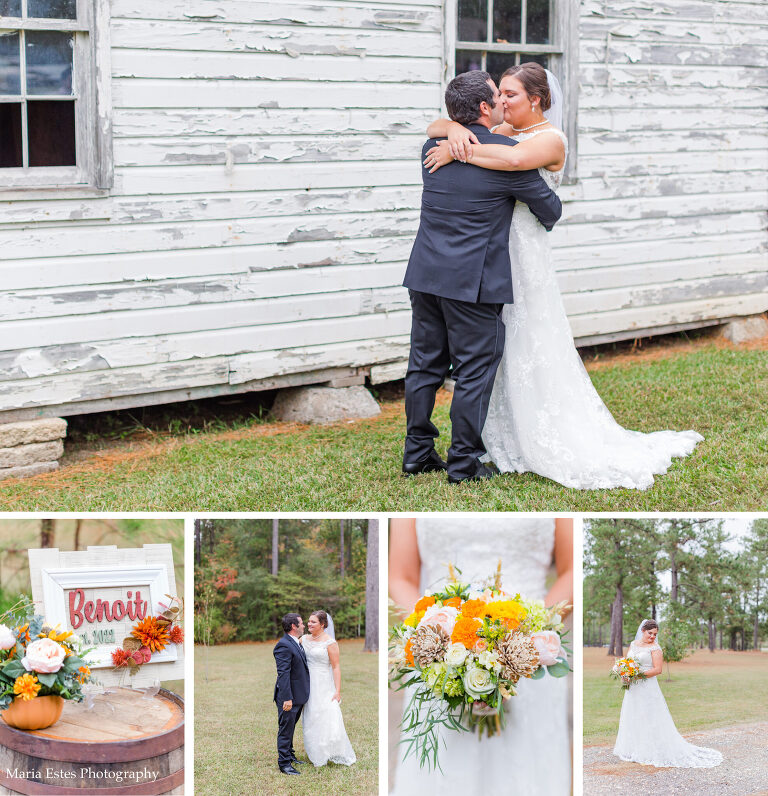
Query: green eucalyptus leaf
36,672,57,688
546,660,571,678
530,665,546,680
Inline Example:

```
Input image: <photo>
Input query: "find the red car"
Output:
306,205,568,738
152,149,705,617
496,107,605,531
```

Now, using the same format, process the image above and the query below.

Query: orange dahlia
414,595,436,613
112,648,133,667
405,639,414,666
451,616,482,649
13,673,40,702
131,616,170,653
169,625,184,645
442,597,461,608
459,599,487,619
485,600,526,629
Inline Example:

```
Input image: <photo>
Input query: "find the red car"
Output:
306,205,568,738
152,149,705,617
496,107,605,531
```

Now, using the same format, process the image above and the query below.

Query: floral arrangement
111,595,183,674
610,657,645,690
0,601,95,711
388,564,570,770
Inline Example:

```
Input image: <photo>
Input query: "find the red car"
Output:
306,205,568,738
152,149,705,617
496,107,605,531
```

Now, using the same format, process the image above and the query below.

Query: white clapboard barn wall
0,0,766,423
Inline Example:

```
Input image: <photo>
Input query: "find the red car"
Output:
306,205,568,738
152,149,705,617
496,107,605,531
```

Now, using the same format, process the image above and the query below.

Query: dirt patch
584,722,768,795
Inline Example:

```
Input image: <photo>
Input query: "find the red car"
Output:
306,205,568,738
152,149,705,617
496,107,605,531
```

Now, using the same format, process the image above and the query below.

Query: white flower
21,638,66,673
463,664,495,699
476,649,500,670
444,642,469,667
0,624,15,650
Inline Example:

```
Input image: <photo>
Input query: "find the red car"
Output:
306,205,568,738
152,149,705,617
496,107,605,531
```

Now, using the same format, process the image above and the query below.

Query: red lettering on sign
69,589,84,629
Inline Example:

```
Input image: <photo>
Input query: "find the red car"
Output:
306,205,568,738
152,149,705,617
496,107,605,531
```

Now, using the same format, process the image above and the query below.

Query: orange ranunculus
442,597,461,609
459,599,487,619
451,616,482,649
131,616,170,653
405,639,414,666
414,595,436,613
485,600,526,629
13,673,41,702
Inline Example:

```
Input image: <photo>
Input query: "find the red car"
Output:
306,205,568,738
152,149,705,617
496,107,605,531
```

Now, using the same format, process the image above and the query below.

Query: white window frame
0,0,112,192
444,0,579,182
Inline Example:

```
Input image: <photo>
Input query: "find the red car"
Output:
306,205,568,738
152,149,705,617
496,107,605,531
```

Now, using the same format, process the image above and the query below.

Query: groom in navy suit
273,613,310,775
402,70,562,483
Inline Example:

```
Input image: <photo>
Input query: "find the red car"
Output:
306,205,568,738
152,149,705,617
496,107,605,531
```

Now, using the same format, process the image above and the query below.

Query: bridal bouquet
610,657,645,690
389,564,570,770
0,601,95,711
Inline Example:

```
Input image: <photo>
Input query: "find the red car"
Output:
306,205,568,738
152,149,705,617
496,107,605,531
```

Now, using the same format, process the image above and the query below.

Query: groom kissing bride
273,612,356,775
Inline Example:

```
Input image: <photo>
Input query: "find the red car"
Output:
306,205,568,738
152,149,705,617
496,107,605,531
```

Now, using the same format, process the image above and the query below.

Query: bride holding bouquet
388,516,573,795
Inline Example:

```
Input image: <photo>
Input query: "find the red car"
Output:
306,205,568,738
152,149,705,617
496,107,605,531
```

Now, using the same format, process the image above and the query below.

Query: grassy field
0,345,766,511
194,640,377,796
583,647,768,745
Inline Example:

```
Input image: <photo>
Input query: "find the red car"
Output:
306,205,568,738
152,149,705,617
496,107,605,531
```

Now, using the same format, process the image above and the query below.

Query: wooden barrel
0,688,183,795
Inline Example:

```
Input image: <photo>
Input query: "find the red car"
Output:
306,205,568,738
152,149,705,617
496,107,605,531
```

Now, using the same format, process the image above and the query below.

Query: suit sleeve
274,643,293,703
505,169,562,231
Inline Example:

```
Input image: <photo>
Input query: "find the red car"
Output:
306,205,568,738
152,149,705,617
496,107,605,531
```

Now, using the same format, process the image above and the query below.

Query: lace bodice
513,128,568,190
301,635,335,671
628,641,661,671
416,517,555,599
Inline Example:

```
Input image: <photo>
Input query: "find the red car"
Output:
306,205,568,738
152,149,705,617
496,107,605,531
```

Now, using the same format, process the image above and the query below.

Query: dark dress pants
276,701,304,766
404,289,505,480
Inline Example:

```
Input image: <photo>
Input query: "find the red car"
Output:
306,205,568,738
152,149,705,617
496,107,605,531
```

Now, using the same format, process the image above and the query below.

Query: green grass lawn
1,347,766,511
194,640,377,796
583,647,768,745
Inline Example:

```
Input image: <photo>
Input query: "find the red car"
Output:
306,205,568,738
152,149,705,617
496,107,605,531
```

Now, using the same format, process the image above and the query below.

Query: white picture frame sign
29,544,184,687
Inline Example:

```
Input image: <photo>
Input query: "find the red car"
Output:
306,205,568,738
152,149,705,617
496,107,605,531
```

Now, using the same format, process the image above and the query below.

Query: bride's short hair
501,63,551,111
310,610,328,628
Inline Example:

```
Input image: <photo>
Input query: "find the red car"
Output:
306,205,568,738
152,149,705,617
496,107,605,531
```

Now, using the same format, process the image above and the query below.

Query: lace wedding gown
391,517,570,795
482,128,703,489
301,635,356,767
613,641,722,767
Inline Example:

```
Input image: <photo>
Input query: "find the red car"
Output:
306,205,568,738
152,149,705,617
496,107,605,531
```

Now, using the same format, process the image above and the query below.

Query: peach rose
21,637,66,673
0,624,15,650
473,639,488,653
531,631,565,667
417,605,459,636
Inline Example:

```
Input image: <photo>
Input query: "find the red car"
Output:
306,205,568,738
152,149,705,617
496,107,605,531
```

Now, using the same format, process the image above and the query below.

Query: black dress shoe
448,462,500,484
290,758,306,765
402,450,448,476
279,765,300,775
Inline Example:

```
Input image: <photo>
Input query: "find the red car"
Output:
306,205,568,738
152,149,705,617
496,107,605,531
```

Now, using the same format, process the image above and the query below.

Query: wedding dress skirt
391,517,571,796
613,642,722,767
482,129,702,490
301,636,356,767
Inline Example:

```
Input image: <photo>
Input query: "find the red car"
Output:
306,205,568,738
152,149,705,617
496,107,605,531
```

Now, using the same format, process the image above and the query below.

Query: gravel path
584,722,768,796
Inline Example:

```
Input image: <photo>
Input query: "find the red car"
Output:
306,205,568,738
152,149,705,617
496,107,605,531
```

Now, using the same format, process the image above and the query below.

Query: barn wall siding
0,0,765,419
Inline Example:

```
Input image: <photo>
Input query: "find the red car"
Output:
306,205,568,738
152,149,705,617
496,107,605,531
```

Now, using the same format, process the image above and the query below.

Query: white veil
634,619,657,642
543,68,563,130
326,612,335,639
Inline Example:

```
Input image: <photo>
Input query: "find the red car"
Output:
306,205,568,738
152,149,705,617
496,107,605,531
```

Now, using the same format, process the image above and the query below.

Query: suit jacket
403,123,562,304
273,634,310,706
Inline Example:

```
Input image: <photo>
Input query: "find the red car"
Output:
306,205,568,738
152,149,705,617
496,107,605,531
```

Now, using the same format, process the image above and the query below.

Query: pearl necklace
510,119,549,133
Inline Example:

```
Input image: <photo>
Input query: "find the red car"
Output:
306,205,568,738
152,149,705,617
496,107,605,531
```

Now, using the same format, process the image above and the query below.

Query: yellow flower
403,610,425,629
40,626,74,643
485,600,527,629
13,673,41,702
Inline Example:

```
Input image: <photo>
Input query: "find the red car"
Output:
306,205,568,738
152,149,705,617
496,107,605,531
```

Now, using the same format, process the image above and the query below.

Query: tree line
584,518,768,658
193,518,378,651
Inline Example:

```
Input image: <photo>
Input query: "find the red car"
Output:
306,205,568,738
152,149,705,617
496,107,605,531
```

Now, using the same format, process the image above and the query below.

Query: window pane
458,0,487,43
27,0,76,19
526,0,550,44
28,99,75,165
486,52,517,85
25,30,73,95
0,0,22,15
0,31,21,94
494,0,521,43
0,101,22,166
518,52,549,69
455,49,484,75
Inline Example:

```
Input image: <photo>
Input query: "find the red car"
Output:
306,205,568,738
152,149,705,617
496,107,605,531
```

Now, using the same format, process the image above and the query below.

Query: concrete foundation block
272,385,381,424
0,461,59,482
720,314,768,344
0,417,67,448
0,440,64,469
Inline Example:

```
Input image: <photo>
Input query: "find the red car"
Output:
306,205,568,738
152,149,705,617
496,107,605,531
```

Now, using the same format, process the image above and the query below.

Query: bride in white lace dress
425,63,702,490
614,619,722,767
389,516,572,795
300,611,356,767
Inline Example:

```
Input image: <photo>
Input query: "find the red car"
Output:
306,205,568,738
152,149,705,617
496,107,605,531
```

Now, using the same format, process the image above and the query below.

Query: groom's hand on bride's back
283,700,293,711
